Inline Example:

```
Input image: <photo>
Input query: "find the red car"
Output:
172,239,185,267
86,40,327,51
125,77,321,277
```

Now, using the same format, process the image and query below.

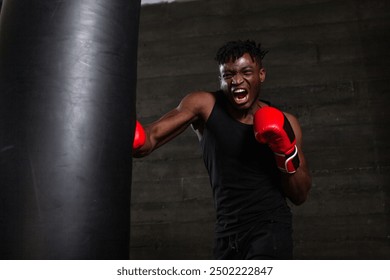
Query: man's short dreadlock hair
215,40,268,66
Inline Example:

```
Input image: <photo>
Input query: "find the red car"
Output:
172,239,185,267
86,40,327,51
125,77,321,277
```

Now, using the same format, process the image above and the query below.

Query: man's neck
226,99,264,125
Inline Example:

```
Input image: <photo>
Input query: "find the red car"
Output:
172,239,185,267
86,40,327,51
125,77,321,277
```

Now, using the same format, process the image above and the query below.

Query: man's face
219,53,265,110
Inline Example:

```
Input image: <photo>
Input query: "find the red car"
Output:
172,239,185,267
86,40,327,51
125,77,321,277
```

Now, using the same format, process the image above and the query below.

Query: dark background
1,0,387,260
132,0,390,259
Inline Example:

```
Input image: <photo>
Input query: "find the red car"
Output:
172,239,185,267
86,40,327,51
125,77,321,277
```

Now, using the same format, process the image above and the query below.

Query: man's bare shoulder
180,91,216,110
178,91,217,123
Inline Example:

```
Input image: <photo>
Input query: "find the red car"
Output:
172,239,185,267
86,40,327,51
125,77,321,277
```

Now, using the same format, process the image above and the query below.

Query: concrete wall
131,0,390,259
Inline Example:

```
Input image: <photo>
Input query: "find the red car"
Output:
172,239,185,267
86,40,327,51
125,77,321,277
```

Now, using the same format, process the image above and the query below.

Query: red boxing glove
133,120,146,150
253,106,300,173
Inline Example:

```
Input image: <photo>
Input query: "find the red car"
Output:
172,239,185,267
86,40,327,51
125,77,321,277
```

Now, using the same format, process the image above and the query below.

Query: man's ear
259,68,266,82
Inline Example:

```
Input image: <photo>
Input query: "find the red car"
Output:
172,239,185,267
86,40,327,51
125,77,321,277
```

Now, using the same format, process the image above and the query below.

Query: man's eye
223,73,233,79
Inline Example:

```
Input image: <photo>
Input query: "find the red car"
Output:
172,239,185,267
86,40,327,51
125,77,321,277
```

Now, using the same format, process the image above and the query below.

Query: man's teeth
233,89,248,100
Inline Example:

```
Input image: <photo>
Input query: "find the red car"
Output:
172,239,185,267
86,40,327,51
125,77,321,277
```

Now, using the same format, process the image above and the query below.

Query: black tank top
200,92,292,237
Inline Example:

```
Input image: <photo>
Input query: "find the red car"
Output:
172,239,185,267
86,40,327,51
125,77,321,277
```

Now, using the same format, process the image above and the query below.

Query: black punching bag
0,0,140,259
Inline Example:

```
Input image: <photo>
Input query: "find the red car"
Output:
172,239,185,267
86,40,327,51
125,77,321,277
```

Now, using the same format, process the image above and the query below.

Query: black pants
213,220,293,260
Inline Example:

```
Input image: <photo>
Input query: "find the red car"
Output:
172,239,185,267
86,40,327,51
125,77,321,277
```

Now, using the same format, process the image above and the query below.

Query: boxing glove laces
133,120,146,150
253,106,300,173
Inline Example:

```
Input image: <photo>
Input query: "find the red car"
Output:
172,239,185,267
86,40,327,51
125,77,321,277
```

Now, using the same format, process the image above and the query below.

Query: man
133,40,311,259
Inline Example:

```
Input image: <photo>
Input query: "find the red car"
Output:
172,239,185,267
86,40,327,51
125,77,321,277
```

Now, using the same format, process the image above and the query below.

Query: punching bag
0,0,140,259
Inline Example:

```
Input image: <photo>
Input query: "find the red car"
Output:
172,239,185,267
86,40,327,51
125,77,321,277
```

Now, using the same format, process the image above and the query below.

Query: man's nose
232,73,244,85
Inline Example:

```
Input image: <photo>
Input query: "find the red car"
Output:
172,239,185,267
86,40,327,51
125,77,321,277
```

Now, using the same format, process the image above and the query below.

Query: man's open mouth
233,88,249,103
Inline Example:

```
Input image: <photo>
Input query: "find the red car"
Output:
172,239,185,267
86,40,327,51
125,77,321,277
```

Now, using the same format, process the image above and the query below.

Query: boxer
133,40,311,259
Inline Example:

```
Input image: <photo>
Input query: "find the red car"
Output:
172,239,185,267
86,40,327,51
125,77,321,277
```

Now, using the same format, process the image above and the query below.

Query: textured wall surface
131,0,390,259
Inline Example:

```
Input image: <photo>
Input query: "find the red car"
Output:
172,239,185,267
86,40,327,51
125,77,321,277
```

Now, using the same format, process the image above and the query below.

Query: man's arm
282,113,312,205
132,91,214,158
253,107,311,205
